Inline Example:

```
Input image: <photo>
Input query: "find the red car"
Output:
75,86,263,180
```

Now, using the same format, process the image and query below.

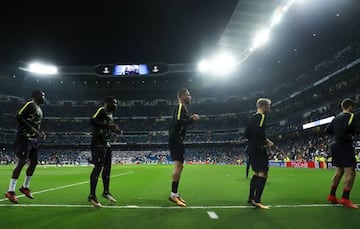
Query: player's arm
324,118,335,134
176,104,199,125
266,138,274,147
110,123,123,135
90,107,122,134
349,113,360,134
244,119,252,139
90,107,110,129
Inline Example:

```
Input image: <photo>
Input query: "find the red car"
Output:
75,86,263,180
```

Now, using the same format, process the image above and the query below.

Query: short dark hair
104,96,117,104
341,98,356,110
177,88,189,99
31,90,44,99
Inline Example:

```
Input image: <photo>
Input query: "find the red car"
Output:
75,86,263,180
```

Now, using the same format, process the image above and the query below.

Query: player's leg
172,160,184,194
5,140,29,203
169,160,186,206
337,146,358,208
327,167,343,203
249,152,269,209
246,158,250,179
254,171,268,201
10,159,27,184
5,159,26,203
339,167,358,208
168,144,186,207
248,155,256,202
19,146,38,199
88,147,104,207
249,170,269,209
343,167,356,191
101,148,116,203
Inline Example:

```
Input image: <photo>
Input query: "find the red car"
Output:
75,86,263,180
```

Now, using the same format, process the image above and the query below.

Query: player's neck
256,108,264,114
103,106,113,114
343,109,353,114
178,101,187,106
31,99,39,106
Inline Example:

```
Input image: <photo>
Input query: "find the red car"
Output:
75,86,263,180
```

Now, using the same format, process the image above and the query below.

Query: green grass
0,164,359,229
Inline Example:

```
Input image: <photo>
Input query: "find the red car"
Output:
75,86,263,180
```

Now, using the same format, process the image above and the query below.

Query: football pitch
0,164,359,229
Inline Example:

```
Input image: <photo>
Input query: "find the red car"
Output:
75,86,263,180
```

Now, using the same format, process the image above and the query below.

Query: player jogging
5,90,46,203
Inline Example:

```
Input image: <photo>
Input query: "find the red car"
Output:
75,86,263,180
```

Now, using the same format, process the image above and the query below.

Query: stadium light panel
294,0,307,5
19,62,58,75
302,116,334,130
282,0,296,13
197,52,238,75
270,8,283,27
251,28,271,50
198,60,210,72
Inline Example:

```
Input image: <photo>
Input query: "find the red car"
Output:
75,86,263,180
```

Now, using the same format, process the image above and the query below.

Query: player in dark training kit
87,96,122,208
5,90,46,203
244,98,274,209
168,89,199,207
325,98,359,209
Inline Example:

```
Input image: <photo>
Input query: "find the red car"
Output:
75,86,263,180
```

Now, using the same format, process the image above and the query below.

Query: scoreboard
94,63,168,77
18,62,196,77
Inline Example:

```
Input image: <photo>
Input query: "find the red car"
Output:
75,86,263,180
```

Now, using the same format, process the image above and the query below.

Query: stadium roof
0,0,360,100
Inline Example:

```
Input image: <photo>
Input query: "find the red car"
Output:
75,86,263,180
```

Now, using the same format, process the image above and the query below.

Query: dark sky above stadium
0,0,239,66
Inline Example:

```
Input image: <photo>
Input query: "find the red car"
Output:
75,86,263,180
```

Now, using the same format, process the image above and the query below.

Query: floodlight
251,28,271,50
19,62,58,75
197,51,238,75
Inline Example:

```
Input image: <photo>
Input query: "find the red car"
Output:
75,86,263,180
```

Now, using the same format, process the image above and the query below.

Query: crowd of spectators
1,50,360,165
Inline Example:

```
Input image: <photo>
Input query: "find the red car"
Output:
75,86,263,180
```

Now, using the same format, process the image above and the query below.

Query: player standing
87,96,122,208
168,89,199,207
244,98,273,209
325,98,359,209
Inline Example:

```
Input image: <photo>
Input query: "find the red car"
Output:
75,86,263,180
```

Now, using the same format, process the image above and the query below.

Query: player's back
332,112,355,145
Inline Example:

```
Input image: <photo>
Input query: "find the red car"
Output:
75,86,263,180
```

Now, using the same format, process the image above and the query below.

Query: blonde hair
177,88,189,100
256,98,271,109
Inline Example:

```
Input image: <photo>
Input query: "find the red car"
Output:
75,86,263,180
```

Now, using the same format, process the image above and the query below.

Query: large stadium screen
113,64,149,76
94,63,168,76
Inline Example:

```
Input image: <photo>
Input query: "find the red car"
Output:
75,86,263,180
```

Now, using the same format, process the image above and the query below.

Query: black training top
244,113,267,148
168,103,193,144
16,100,43,140
325,112,359,146
90,106,114,146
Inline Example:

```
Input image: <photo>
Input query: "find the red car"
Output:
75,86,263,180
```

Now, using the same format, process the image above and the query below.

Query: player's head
256,98,271,113
104,96,118,112
177,88,192,105
31,90,45,105
341,98,356,112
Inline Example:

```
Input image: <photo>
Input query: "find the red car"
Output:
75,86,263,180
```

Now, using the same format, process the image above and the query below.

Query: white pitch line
0,171,134,202
0,203,356,209
207,211,219,219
